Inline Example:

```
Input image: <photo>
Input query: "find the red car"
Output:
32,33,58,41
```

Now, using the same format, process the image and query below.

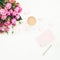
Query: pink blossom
0,9,7,15
0,26,10,32
14,7,22,13
12,11,17,16
0,26,5,31
1,15,7,20
9,9,13,14
5,3,12,9
4,21,11,26
7,12,10,16
15,15,20,19
0,28,5,31
11,18,16,25
18,7,22,13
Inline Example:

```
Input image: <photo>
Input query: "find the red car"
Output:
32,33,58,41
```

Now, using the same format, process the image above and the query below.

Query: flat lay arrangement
0,0,59,60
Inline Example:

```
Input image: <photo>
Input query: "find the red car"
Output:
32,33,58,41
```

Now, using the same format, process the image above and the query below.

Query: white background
0,0,60,60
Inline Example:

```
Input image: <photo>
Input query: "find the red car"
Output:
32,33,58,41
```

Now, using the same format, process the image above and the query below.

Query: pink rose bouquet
0,0,22,33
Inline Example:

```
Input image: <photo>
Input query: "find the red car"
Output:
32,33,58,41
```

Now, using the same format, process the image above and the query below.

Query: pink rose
14,7,22,13
11,18,16,26
4,21,11,26
15,15,20,19
12,11,17,16
0,26,5,31
0,28,5,31
5,3,12,9
0,26,9,32
7,11,10,16
1,15,7,20
9,9,13,14
0,9,7,15
18,7,22,12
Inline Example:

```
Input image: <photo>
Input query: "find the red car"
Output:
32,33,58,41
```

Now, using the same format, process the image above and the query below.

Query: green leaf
0,0,5,3
17,16,22,21
0,2,3,7
12,1,16,10
12,5,15,10
0,0,5,8
19,16,22,20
